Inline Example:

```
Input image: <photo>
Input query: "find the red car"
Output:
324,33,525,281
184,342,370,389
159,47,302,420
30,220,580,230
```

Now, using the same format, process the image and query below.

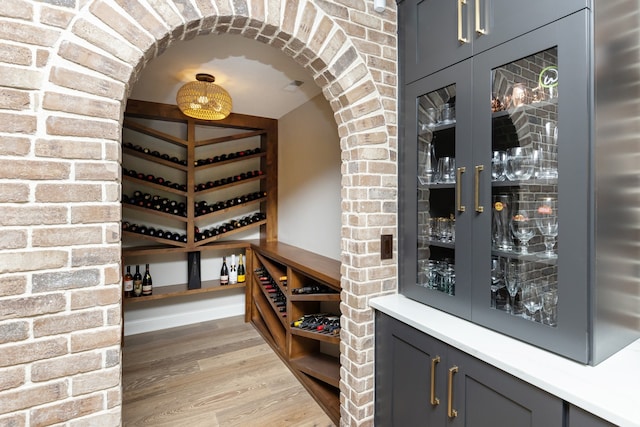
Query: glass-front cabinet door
402,60,473,319
401,11,592,363
471,11,591,362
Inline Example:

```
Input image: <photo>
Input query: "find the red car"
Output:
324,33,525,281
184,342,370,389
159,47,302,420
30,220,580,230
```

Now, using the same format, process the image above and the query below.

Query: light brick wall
0,1,398,425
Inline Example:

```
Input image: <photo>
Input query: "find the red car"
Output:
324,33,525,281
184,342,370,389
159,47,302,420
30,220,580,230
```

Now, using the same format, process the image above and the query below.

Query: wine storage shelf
249,241,341,425
123,280,245,304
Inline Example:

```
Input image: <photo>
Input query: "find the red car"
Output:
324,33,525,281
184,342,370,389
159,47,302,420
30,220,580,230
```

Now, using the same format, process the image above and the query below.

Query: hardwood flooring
122,316,336,427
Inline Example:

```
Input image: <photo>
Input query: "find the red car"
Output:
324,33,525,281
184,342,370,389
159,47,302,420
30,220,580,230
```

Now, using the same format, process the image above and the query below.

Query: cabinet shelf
289,293,340,302
194,174,266,196
289,353,340,388
124,280,244,304
492,178,558,188
254,252,287,293
123,147,189,171
194,197,265,222
122,240,254,256
123,118,188,147
123,203,188,222
291,327,340,344
122,230,187,247
194,219,266,247
194,129,267,147
123,175,187,196
194,152,266,171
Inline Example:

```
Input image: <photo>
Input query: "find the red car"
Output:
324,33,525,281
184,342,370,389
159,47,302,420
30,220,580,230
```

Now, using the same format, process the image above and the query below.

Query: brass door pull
475,0,488,35
457,0,469,43
456,167,466,212
430,356,441,406
447,365,459,418
474,165,484,212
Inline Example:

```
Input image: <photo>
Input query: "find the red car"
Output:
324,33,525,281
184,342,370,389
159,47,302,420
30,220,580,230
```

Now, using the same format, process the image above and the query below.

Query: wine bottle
237,254,246,283
229,254,238,284
142,264,152,296
133,265,143,297
220,257,229,285
123,266,133,298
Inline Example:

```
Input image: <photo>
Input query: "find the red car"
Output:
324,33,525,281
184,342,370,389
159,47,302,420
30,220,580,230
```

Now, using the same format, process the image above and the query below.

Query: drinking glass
521,282,543,321
440,103,455,124
437,157,456,183
503,259,521,314
491,150,507,181
490,257,504,308
535,197,559,258
542,288,558,326
492,194,512,251
536,122,558,179
505,147,535,181
510,205,536,254
425,107,439,127
417,259,429,287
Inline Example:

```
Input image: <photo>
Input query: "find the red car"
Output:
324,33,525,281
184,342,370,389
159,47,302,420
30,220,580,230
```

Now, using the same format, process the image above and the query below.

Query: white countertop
370,294,640,427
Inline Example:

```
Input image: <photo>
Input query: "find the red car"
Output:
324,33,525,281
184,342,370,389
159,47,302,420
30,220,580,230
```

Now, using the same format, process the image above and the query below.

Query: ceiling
129,33,323,119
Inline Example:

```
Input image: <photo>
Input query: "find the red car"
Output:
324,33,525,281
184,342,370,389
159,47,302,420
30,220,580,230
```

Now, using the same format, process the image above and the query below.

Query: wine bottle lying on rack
122,221,187,243
123,141,187,166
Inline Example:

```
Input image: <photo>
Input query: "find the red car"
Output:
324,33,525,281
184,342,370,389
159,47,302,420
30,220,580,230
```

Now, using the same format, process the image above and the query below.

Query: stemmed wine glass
521,281,543,321
510,203,536,254
503,259,521,314
535,197,559,258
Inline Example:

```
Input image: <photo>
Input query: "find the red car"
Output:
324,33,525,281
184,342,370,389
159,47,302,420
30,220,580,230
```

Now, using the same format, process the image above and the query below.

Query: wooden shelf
248,243,341,425
123,175,187,196
123,203,189,223
291,327,340,344
194,197,265,222
123,146,189,171
194,151,266,171
193,220,267,247
122,240,255,256
290,353,340,388
193,174,266,196
124,279,244,304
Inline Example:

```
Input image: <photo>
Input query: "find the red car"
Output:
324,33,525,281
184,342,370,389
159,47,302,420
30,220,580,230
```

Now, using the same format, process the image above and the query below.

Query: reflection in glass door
417,83,457,296
489,47,559,326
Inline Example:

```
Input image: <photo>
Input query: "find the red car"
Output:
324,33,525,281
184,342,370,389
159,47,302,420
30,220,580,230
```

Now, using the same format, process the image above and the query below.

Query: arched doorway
0,1,397,425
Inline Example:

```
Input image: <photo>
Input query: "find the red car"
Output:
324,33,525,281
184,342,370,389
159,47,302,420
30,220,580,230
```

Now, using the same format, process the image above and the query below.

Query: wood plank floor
122,315,336,427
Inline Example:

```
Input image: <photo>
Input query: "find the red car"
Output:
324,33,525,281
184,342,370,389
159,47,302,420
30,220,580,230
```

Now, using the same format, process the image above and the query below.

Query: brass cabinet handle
474,165,484,212
430,356,441,406
457,0,469,43
447,365,459,418
456,167,466,212
475,0,487,35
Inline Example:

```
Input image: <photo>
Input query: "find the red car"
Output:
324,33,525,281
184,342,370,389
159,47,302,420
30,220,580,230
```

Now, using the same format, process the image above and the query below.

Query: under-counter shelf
290,327,340,344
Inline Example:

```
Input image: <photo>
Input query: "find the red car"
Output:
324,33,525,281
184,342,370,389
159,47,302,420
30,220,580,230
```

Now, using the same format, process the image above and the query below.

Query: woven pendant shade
176,73,232,120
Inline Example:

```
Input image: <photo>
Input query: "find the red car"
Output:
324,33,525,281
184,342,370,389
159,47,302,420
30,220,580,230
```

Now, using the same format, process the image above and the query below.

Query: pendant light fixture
176,73,232,120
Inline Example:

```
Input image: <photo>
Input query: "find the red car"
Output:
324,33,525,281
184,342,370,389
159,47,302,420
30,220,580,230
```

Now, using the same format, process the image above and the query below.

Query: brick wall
0,1,397,426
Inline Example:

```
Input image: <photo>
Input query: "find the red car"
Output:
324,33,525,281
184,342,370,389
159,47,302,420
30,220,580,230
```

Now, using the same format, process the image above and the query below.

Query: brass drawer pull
448,365,459,418
430,356,441,406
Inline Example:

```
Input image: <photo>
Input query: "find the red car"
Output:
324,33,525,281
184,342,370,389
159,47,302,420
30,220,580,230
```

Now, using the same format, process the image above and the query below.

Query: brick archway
0,1,397,425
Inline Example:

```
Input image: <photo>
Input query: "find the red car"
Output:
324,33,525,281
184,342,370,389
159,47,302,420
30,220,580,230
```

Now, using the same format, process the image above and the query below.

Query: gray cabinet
375,312,563,426
568,406,616,427
399,0,589,83
398,1,640,365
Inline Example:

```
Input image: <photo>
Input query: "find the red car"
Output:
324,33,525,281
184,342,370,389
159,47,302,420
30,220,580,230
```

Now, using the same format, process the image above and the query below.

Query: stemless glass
490,257,504,308
505,147,535,181
491,150,507,181
492,194,512,251
510,204,536,254
535,197,559,258
542,288,559,326
521,281,543,321
437,157,456,183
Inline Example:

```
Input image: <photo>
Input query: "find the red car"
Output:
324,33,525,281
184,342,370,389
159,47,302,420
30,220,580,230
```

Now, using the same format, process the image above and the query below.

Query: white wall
277,94,342,260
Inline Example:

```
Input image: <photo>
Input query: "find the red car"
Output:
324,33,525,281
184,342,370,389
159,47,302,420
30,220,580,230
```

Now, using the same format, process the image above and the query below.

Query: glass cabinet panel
488,47,559,326
417,83,457,296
